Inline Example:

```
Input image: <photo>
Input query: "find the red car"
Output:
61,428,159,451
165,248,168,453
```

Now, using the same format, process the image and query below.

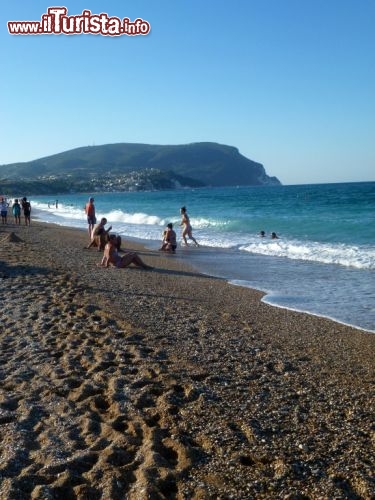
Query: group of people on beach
84,198,200,270
0,197,31,226
84,197,152,270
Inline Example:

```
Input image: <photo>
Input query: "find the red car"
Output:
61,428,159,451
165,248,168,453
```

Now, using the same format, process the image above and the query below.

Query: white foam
229,279,375,334
239,239,375,270
32,203,375,270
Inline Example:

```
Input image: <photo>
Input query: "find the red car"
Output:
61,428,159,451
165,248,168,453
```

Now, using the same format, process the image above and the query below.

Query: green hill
1,142,281,194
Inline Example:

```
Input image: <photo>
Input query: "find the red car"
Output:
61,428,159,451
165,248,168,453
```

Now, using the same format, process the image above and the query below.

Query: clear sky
1,0,374,185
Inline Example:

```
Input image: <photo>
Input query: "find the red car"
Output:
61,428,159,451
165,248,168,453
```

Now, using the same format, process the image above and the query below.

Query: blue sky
1,0,374,185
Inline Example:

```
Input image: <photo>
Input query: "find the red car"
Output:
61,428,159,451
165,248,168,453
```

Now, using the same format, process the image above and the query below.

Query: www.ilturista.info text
8,7,151,36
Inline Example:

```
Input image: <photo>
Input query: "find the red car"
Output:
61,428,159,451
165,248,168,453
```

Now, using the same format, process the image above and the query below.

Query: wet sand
0,221,374,499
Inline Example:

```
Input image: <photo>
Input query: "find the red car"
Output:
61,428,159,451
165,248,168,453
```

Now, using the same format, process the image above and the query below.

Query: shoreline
143,240,375,335
0,221,374,498
32,202,375,333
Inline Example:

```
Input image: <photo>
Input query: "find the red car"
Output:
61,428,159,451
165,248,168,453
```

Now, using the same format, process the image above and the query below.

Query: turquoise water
29,182,375,332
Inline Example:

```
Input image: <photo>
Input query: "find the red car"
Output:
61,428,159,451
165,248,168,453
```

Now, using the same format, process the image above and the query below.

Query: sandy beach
0,221,374,499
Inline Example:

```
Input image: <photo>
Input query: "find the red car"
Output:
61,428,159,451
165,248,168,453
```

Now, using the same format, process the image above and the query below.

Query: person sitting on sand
180,206,199,247
159,223,177,253
99,234,152,269
86,217,116,251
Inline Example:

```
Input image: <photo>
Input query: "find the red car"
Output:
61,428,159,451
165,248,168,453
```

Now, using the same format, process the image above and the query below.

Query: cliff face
2,142,281,193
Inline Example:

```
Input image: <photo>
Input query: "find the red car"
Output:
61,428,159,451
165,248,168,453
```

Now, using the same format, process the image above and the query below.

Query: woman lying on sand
98,234,152,269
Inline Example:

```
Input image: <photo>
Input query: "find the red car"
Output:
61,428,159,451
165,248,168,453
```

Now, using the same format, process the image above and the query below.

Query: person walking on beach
99,234,152,269
12,198,21,225
21,197,31,225
0,198,8,224
84,197,96,238
180,206,199,246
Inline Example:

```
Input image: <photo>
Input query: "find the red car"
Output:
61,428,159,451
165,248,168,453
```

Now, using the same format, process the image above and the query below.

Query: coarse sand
0,221,374,499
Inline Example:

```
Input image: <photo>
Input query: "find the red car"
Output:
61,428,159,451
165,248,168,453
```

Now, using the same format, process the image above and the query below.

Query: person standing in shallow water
84,197,96,238
180,206,199,246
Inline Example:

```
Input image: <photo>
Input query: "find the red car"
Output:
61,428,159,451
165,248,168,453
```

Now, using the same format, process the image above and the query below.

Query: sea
27,182,375,333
